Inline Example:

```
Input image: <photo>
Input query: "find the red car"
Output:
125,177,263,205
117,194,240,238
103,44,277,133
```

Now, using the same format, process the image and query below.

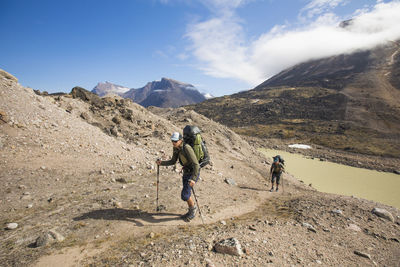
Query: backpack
273,155,285,165
182,125,210,168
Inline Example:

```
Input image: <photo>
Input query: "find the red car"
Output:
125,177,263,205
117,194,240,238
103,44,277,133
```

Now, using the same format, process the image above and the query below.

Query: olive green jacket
160,143,200,181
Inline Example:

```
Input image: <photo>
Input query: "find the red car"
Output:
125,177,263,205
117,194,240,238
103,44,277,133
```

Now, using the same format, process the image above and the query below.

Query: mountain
92,81,130,97
123,78,206,108
91,78,208,108
186,41,400,157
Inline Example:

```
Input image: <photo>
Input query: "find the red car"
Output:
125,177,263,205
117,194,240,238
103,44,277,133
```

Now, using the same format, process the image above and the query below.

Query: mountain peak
91,78,207,108
92,82,130,97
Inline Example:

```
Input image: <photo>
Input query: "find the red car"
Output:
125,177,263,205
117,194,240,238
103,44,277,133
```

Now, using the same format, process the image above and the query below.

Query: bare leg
187,196,195,208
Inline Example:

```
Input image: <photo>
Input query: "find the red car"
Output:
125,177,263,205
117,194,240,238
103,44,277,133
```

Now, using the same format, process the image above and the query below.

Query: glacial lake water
260,149,400,209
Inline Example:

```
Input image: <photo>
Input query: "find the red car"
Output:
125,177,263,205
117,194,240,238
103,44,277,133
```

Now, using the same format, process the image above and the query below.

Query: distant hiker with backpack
269,155,284,192
156,126,209,222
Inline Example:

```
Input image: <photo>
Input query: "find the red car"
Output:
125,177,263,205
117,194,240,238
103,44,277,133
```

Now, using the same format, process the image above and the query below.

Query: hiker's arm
158,148,179,166
184,144,200,184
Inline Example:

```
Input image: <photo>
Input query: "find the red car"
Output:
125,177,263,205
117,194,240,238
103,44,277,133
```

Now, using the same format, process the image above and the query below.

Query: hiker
269,156,284,192
156,132,200,221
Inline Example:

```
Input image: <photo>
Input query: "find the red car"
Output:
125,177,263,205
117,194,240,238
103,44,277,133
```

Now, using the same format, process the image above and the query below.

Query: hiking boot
183,206,197,222
276,187,279,192
269,187,274,192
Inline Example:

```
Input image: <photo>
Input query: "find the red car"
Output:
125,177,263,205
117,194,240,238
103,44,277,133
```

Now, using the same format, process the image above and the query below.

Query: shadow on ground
238,185,268,191
73,208,183,226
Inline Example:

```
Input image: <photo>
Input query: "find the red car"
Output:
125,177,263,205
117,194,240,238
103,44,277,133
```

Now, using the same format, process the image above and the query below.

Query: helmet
170,132,182,142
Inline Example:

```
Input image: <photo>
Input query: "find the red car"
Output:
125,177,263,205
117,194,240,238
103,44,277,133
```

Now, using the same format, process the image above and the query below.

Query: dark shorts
271,172,281,185
181,172,200,201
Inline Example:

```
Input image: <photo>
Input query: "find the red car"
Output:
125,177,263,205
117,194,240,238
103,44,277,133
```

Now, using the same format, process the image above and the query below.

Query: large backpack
183,125,210,168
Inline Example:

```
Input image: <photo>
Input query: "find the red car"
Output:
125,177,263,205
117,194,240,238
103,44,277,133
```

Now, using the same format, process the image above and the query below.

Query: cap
170,132,182,142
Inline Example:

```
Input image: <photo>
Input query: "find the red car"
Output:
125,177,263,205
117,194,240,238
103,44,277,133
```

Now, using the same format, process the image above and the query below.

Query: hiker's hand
189,180,195,187
156,159,161,165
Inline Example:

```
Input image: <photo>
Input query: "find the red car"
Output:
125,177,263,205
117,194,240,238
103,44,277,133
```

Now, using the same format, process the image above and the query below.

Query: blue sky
1,0,400,96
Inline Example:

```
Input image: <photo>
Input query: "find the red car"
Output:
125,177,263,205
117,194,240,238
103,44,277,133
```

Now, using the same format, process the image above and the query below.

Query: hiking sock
184,206,197,221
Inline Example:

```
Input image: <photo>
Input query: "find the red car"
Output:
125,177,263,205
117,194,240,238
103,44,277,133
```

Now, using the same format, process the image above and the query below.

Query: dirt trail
34,186,276,267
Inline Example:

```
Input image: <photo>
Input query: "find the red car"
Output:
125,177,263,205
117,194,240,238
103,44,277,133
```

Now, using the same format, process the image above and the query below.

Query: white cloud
299,0,349,20
185,0,400,87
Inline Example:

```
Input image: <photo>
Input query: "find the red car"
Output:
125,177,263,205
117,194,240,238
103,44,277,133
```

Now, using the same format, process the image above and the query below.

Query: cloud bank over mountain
185,0,400,87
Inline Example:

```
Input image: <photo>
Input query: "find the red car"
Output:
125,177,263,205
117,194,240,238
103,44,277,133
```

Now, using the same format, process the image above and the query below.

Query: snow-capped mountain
91,78,209,108
92,82,130,97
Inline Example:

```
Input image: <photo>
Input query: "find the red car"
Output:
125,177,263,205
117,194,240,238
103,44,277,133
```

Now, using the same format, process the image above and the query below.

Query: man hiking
269,156,284,192
156,132,200,222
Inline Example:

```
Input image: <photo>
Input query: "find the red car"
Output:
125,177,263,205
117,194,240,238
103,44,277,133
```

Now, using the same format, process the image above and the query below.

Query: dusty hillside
1,69,399,266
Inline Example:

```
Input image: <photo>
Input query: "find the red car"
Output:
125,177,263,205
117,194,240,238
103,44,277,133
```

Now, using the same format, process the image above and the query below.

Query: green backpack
182,125,210,167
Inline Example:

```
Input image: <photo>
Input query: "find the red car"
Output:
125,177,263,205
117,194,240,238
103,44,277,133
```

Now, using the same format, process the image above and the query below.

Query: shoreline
246,137,400,174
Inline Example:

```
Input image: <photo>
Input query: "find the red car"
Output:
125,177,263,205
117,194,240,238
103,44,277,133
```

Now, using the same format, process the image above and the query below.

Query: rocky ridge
0,69,399,266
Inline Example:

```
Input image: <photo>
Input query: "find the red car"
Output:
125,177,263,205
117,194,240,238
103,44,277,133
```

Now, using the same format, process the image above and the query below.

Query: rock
112,116,122,125
371,208,394,222
214,237,243,256
205,258,215,267
80,112,91,121
35,233,52,247
347,224,362,232
35,230,65,247
248,225,257,231
302,222,316,233
49,229,65,242
116,178,128,183
332,209,343,215
148,232,155,238
224,178,236,186
113,201,123,208
6,223,18,230
354,250,371,259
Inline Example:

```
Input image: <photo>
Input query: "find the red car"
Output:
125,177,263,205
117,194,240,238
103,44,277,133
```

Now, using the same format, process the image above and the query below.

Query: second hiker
269,155,284,192
156,132,200,222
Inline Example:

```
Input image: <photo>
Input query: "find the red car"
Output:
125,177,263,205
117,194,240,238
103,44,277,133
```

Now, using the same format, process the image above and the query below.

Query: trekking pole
156,164,160,212
191,187,205,224
267,172,271,189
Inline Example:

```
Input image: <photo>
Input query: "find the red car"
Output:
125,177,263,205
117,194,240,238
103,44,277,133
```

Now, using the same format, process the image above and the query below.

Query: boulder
6,223,18,230
214,237,243,256
372,208,394,222
35,230,65,247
